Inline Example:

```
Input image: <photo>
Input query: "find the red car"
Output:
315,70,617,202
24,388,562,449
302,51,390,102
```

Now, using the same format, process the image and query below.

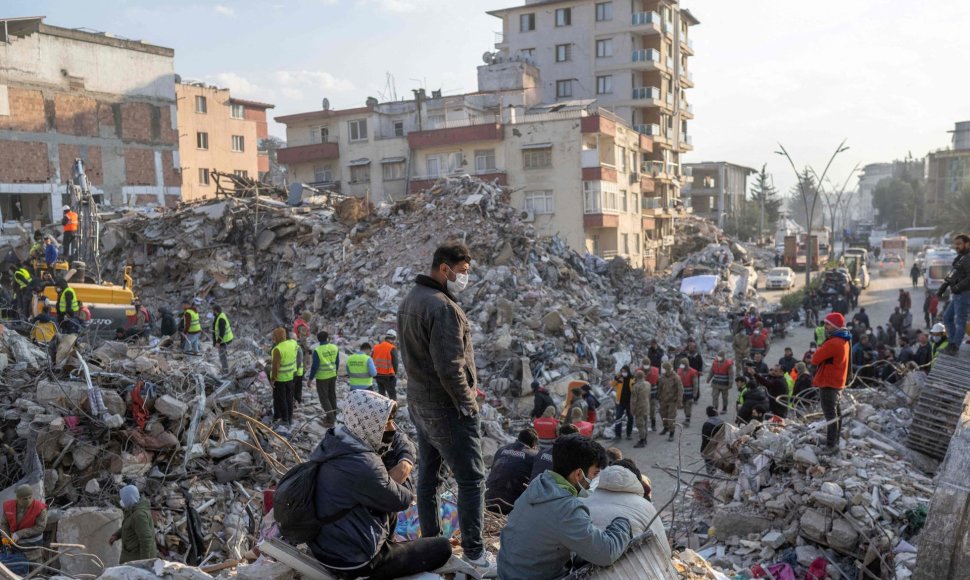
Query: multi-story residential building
276,61,669,269
855,163,891,224
0,16,181,221
682,162,755,229
926,121,970,221
486,0,697,267
175,81,274,201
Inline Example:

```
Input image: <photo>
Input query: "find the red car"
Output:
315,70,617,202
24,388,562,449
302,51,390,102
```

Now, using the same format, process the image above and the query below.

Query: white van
924,248,957,291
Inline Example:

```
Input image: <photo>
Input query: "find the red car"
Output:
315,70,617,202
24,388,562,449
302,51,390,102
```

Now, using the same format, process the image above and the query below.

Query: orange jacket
63,210,78,232
372,341,396,375
810,333,850,389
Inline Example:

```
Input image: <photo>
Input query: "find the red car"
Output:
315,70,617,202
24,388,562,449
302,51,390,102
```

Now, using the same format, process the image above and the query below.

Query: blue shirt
45,243,58,266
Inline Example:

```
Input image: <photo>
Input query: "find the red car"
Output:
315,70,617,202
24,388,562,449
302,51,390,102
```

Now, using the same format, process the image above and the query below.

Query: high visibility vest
57,287,78,313
273,339,299,382
711,359,732,385
3,499,46,539
185,308,201,333
815,326,826,347
64,210,78,232
347,353,374,389
784,374,795,408
14,268,31,289
678,367,699,398
372,342,396,376
314,343,339,380
214,312,234,343
750,332,768,351
932,339,950,362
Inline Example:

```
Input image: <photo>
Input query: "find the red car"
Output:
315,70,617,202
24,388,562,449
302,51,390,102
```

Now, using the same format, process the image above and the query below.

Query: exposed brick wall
161,151,180,187
99,104,117,137
124,148,155,186
120,102,153,141
0,88,47,132
244,108,269,140
53,94,99,137
0,141,51,182
158,105,178,145
58,144,104,186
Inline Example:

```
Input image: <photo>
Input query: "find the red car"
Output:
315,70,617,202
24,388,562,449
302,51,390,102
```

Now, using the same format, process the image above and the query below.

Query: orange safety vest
750,331,768,349
64,210,78,232
372,341,396,375
711,359,733,385
3,499,46,533
533,417,558,440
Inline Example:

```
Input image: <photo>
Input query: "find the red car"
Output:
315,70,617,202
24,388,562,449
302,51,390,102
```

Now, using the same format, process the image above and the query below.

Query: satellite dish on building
322,98,330,110
482,51,496,64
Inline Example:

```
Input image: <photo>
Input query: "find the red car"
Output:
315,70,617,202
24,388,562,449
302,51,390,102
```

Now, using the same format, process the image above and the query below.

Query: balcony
681,70,695,87
631,86,661,104
276,142,339,164
407,117,503,149
681,37,695,54
634,123,661,137
631,49,661,70
642,196,662,214
681,102,694,118
681,135,694,151
642,160,668,179
630,11,661,33
581,149,603,168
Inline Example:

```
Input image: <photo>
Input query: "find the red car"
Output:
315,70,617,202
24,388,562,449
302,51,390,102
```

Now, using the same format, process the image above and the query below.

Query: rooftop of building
684,161,757,173
487,0,700,24
0,16,174,57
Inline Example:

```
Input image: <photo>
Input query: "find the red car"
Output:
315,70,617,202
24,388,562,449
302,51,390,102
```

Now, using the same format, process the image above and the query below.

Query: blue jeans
944,292,970,347
184,332,200,353
409,404,485,560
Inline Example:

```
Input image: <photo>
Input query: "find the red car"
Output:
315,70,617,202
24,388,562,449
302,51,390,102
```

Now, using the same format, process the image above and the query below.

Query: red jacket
811,334,851,389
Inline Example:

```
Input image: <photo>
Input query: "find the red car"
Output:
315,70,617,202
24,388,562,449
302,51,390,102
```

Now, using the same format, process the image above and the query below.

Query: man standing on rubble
657,362,682,441
811,312,851,455
212,304,233,376
940,233,970,356
372,330,400,401
309,331,340,426
397,242,495,575
181,299,202,355
269,327,297,426
707,351,733,414
346,342,377,391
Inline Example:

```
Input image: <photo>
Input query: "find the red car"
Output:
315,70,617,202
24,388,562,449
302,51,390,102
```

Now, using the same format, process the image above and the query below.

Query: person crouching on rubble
308,390,452,579
811,312,852,456
485,428,539,515
1,485,48,565
497,434,632,580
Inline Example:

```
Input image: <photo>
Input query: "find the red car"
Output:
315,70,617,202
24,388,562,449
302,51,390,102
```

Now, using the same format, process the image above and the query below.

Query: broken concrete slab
712,511,774,538
155,394,189,419
55,507,123,576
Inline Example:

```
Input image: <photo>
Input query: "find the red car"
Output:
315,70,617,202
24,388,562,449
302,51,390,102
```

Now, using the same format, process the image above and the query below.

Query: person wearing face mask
308,390,452,579
397,242,495,575
676,358,700,427
928,323,950,365
810,312,852,455
611,365,634,441
108,485,156,564
497,435,631,580
706,351,733,415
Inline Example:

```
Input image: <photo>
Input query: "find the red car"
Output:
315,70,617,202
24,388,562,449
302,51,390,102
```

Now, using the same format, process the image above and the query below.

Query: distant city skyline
3,0,969,197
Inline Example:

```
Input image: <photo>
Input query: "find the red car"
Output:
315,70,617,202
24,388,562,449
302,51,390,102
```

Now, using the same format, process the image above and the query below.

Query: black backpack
274,458,353,544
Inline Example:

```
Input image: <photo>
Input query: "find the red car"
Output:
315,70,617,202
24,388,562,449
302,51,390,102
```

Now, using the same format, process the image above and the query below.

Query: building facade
175,82,274,201
926,121,970,221
854,163,891,224
682,162,755,228
0,16,180,221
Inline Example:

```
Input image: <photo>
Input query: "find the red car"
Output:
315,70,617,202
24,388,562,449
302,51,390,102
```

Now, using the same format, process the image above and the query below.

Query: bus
896,227,942,252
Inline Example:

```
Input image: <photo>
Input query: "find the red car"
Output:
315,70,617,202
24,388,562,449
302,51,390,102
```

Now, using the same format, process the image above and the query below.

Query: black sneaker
667,433,675,441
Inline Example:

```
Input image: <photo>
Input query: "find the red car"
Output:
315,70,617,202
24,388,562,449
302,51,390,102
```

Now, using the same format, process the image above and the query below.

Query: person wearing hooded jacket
811,312,852,455
109,485,157,564
308,389,452,579
582,462,669,559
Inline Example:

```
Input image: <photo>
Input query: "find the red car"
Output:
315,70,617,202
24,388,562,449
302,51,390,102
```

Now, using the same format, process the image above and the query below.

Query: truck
881,236,908,262
784,234,821,271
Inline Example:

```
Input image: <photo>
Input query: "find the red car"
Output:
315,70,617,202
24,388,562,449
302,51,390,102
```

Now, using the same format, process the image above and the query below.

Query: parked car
878,254,905,275
765,267,796,290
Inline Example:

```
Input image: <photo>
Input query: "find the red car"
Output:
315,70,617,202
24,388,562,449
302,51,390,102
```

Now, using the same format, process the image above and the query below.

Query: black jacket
530,389,555,419
793,374,815,400
914,344,933,368
485,441,538,513
647,346,664,369
752,373,789,417
679,351,704,373
701,416,724,454
947,252,970,295
530,447,553,480
778,355,797,374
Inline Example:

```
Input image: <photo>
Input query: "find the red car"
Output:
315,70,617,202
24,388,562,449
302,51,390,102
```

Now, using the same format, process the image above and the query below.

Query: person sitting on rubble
1,485,48,566
485,428,539,515
568,407,594,438
308,390,452,579
530,380,556,420
109,485,157,564
735,375,770,425
746,365,789,418
582,460,670,558
497,434,632,580
531,424,578,480
565,388,587,425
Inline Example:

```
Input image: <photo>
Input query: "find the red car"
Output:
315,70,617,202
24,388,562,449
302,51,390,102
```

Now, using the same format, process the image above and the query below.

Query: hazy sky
5,0,969,195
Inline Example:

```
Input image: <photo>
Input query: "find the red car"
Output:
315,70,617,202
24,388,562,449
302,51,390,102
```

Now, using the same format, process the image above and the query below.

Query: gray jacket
497,471,631,580
398,275,478,414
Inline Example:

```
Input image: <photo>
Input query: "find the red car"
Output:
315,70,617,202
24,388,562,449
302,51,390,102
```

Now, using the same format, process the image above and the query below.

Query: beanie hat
823,312,845,328
120,485,140,509
15,485,33,499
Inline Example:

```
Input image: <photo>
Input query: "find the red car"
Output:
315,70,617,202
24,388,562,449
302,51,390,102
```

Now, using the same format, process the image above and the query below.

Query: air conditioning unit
521,209,536,222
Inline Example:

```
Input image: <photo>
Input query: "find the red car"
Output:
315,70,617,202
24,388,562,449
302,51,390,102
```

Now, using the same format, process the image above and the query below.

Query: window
233,170,249,179
524,190,555,214
595,2,613,22
198,168,210,186
520,48,535,60
426,156,441,177
312,126,330,143
383,162,405,181
447,152,464,173
523,147,552,170
350,164,370,183
618,146,627,173
621,190,628,212
230,103,245,119
474,149,496,173
622,233,629,255
596,38,614,58
195,96,207,114
313,165,333,183
428,114,446,128
596,75,613,95
519,13,535,32
231,135,245,152
393,121,405,137
555,7,571,26
348,119,368,142
556,80,573,99
556,44,571,62
584,181,600,212
196,131,209,150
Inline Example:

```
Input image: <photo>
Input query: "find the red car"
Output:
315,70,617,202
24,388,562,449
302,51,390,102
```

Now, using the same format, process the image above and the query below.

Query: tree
723,199,761,241
749,165,782,239
934,187,970,236
872,177,923,231
786,169,823,230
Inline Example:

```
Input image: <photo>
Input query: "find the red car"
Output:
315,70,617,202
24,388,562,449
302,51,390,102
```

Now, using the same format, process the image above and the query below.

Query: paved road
616,268,915,505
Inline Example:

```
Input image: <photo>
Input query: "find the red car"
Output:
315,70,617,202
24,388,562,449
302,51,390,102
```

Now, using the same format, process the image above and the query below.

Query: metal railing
632,86,660,100
642,197,661,209
631,11,660,26
632,49,661,63
634,123,661,136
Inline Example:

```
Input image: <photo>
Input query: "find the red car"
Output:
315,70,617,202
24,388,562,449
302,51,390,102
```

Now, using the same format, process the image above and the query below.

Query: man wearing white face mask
398,242,496,575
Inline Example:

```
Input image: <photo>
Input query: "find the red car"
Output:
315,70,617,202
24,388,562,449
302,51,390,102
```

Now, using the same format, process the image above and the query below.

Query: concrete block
236,559,296,580
800,508,830,541
155,394,189,419
827,517,858,551
762,530,786,549
712,511,774,538
813,491,848,512
55,507,123,576
794,446,819,466
36,379,88,409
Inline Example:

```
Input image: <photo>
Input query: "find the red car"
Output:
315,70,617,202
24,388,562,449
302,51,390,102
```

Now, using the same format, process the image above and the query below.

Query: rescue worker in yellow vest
61,205,79,262
212,304,233,376
269,327,297,426
308,331,340,426
11,265,33,318
56,278,78,323
346,342,377,391
373,330,400,401
181,299,202,354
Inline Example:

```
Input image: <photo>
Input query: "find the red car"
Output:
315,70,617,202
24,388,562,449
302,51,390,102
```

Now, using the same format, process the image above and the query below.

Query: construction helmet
62,205,71,212
930,323,946,334
386,329,397,339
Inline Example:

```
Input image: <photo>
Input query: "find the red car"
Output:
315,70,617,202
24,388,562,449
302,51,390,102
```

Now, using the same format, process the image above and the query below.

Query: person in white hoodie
582,462,670,558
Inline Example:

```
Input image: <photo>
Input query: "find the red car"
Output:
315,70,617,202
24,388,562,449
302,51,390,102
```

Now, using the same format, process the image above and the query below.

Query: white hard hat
62,205,71,211
386,329,397,338
931,323,946,334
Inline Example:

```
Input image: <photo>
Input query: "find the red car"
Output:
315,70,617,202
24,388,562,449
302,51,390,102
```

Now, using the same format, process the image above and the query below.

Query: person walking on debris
701,407,725,475
707,351,733,414
940,233,970,356
497,435,632,580
529,380,556,420
611,365,634,441
397,242,495,575
269,327,298,427
485,428,539,515
676,358,700,427
811,312,851,455
1,485,48,566
181,298,202,355
657,362,682,441
309,331,340,426
108,485,157,564
211,304,233,376
372,330,400,401
346,342,377,391
629,369,651,448
305,389,448,579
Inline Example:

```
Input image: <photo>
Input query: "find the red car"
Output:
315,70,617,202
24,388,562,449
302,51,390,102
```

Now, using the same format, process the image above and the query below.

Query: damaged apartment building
0,16,181,219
